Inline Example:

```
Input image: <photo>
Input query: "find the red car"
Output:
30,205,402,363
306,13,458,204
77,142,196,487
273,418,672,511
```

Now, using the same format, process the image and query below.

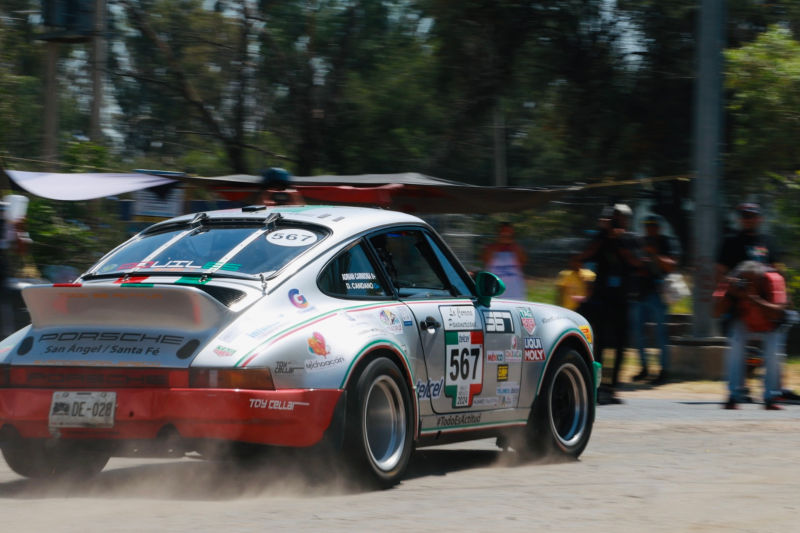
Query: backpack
739,270,787,332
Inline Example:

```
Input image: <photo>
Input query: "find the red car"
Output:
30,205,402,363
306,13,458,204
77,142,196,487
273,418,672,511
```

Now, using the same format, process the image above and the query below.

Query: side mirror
475,271,505,307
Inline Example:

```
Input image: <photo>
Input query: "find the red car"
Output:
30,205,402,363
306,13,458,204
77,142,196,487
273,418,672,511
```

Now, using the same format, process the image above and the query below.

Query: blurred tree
726,25,800,192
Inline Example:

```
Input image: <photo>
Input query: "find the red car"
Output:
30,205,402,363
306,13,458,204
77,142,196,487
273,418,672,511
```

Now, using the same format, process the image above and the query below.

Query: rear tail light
189,368,274,390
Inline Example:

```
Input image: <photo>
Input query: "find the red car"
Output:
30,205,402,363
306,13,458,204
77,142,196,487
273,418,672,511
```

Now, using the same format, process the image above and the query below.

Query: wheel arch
537,331,594,397
340,342,419,440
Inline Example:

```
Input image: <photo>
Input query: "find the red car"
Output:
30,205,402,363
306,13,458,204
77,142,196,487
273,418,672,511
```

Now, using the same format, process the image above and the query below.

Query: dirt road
0,383,797,532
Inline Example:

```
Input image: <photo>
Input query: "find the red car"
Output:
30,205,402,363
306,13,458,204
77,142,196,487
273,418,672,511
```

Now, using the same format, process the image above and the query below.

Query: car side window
318,242,390,298
369,229,463,299
424,234,474,297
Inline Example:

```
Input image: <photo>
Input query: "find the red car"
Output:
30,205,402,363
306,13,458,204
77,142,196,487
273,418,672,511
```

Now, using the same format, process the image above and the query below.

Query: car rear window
91,224,327,276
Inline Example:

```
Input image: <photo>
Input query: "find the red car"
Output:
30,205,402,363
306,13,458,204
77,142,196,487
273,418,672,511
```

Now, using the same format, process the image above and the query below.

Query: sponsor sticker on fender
497,364,509,382
379,309,404,334
416,377,444,399
524,337,545,362
518,307,536,335
213,345,236,357
579,325,593,344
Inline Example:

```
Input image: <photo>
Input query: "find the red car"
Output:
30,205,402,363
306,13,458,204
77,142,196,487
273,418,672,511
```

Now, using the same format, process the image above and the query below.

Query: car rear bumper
0,388,344,448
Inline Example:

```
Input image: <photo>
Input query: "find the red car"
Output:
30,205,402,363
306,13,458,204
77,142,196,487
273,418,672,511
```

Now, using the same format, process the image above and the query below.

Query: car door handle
420,317,441,331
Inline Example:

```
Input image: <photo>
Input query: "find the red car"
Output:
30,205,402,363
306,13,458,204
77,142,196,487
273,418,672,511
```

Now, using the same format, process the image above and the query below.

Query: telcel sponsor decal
497,364,509,382
518,307,536,335
249,399,310,411
579,325,593,344
288,288,309,308
436,413,482,427
524,337,545,362
483,311,514,333
416,377,444,399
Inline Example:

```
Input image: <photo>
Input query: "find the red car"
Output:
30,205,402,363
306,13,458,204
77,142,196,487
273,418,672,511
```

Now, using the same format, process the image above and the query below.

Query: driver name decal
444,330,484,408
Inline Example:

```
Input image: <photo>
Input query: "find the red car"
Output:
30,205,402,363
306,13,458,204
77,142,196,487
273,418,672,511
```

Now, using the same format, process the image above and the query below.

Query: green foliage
726,26,800,193
784,267,800,311
26,196,128,273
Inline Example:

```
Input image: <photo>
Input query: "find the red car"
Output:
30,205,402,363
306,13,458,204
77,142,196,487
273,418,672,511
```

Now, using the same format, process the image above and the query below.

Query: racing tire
2,440,109,479
344,357,413,489
524,347,594,459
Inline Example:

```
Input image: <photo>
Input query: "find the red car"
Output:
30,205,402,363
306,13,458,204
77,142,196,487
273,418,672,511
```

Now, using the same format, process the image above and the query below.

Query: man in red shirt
713,260,787,409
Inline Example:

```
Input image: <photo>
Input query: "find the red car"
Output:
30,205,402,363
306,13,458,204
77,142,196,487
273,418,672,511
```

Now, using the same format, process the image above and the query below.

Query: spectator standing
631,214,676,385
556,257,596,311
713,261,787,409
482,222,527,300
577,204,641,404
715,203,777,282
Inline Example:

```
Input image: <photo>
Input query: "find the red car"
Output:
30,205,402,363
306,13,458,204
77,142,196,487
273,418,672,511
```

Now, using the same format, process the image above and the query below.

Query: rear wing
22,284,230,332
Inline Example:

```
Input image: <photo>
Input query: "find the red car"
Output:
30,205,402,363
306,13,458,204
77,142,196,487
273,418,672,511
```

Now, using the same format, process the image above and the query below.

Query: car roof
144,204,427,241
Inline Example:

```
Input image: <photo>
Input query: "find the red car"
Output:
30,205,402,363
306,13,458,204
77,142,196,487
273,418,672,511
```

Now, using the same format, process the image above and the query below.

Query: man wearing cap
715,203,785,409
631,214,676,384
716,203,777,280
578,203,642,404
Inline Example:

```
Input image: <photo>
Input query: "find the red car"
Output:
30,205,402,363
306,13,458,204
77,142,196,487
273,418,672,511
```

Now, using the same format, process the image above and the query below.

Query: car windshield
90,223,327,277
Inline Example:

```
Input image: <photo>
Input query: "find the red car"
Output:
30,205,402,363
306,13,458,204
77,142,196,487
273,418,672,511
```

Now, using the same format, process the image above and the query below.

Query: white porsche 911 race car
0,205,598,487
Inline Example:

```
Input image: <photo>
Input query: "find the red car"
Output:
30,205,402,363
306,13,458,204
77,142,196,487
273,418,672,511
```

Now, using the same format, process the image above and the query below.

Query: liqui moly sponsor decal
524,337,545,362
518,307,536,335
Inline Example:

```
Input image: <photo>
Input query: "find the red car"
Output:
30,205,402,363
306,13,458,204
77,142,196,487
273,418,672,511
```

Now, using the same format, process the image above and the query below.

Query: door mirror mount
474,271,505,307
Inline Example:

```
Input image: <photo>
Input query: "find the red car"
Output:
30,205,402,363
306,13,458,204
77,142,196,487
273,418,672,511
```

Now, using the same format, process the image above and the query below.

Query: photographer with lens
577,203,642,404
714,203,788,410
713,261,787,409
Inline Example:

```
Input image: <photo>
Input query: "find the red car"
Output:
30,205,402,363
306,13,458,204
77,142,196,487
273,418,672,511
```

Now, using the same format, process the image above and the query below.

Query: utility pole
90,0,106,142
43,41,59,169
692,0,725,337
493,105,507,187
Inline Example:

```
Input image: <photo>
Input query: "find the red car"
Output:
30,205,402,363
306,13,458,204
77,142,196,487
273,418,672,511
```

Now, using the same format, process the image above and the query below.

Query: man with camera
714,203,786,409
578,203,642,404
713,261,787,409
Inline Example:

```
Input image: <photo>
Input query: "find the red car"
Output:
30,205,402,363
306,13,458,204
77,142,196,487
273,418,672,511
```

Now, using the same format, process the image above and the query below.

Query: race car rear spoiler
22,284,230,332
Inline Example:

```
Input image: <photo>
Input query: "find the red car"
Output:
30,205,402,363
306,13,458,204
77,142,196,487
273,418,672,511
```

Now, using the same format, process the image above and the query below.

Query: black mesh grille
194,285,247,307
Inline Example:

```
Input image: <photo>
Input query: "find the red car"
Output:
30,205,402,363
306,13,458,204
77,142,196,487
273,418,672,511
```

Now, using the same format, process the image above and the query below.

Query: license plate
49,391,117,428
